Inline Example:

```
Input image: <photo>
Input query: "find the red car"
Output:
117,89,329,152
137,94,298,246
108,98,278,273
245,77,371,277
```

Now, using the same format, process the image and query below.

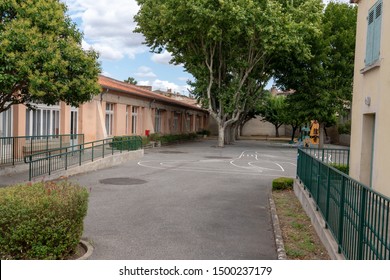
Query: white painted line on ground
274,162,285,172
279,161,297,167
247,162,284,172
138,161,288,176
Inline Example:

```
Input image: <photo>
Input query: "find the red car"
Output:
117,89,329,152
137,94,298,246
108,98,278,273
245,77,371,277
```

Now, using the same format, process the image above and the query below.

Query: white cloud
138,79,191,94
62,0,146,60
135,66,157,78
151,51,173,65
177,77,190,82
101,70,113,77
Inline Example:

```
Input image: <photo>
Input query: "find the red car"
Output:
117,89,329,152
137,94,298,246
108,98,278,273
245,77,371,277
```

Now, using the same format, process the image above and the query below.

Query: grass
272,189,330,260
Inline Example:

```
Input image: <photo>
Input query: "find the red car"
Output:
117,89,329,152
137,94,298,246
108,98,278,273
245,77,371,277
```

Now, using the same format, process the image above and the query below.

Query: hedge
111,136,142,151
196,129,211,136
148,132,198,144
0,181,89,260
272,177,294,191
330,163,349,174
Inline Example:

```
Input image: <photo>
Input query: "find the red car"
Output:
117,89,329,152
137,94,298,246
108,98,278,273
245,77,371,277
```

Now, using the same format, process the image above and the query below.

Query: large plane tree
0,0,101,114
135,0,323,147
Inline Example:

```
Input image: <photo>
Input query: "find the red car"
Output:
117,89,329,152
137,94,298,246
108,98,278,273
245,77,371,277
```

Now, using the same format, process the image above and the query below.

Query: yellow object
310,120,320,144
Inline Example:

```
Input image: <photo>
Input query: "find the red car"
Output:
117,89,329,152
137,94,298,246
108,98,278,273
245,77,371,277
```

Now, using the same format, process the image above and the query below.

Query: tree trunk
218,125,225,147
230,123,238,143
224,125,231,144
275,125,280,138
319,122,325,149
291,125,298,143
233,123,239,141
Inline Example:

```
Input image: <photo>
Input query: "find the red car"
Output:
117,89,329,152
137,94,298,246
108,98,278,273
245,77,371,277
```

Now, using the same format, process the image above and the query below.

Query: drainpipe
100,88,109,103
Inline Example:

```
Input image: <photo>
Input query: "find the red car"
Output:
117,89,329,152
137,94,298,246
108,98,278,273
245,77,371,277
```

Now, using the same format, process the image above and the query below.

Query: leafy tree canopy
272,2,357,124
256,92,288,137
0,0,101,113
135,0,323,146
124,77,137,85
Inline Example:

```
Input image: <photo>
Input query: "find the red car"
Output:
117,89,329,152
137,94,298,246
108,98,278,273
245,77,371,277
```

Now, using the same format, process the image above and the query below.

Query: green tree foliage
134,0,322,147
0,0,101,113
272,1,357,146
257,92,288,137
322,2,357,109
124,77,137,85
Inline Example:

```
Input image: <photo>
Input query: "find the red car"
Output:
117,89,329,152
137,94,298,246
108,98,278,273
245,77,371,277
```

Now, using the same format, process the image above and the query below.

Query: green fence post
112,139,114,155
30,137,33,159
28,157,32,181
308,156,313,197
12,137,15,166
358,187,367,260
297,149,300,179
65,148,68,170
79,145,82,166
316,159,321,211
325,166,331,228
102,139,105,158
48,152,51,176
338,176,346,254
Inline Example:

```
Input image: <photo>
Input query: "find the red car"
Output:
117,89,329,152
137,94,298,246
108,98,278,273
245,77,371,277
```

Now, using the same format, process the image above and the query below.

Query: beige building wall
59,102,71,135
3,77,208,151
79,101,99,143
241,116,287,137
350,0,390,197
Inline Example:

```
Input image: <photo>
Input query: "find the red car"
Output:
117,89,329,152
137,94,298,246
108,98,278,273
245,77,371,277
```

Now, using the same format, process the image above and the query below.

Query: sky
62,0,352,95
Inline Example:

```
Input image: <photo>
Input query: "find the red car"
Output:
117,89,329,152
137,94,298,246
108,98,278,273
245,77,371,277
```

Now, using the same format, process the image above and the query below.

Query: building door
70,109,78,146
360,114,376,187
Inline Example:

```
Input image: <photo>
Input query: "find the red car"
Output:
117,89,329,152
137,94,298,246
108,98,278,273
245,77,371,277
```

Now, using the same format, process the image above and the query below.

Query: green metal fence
0,134,84,166
297,148,390,259
24,136,143,180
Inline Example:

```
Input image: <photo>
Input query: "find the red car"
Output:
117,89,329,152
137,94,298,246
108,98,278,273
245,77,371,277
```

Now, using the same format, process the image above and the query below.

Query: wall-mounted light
365,96,371,106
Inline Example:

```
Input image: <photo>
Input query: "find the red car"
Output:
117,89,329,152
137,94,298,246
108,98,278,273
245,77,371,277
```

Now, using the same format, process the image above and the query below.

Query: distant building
241,88,295,138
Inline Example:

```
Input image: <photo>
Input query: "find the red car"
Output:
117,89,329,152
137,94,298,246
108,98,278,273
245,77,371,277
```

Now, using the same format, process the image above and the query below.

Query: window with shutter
365,0,383,66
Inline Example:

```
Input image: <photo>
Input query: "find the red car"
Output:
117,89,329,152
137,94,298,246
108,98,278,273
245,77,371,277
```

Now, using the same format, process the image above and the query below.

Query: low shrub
149,133,198,144
272,177,294,191
330,163,349,174
141,136,150,146
0,181,89,260
338,121,351,135
111,136,142,151
149,133,161,141
197,129,211,136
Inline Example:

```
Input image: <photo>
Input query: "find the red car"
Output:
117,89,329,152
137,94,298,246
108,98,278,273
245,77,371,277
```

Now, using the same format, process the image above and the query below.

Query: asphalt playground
69,139,297,259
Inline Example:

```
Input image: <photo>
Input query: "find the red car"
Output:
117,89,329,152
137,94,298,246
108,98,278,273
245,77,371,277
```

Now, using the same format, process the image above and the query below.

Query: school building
349,0,390,197
0,75,209,144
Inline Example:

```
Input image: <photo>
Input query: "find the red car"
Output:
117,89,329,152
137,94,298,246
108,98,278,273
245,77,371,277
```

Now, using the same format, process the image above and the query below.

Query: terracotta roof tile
99,75,205,111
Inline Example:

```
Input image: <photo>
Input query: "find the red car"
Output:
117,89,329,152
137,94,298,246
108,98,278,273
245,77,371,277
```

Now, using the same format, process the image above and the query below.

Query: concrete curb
269,195,287,260
77,239,94,260
294,180,345,260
